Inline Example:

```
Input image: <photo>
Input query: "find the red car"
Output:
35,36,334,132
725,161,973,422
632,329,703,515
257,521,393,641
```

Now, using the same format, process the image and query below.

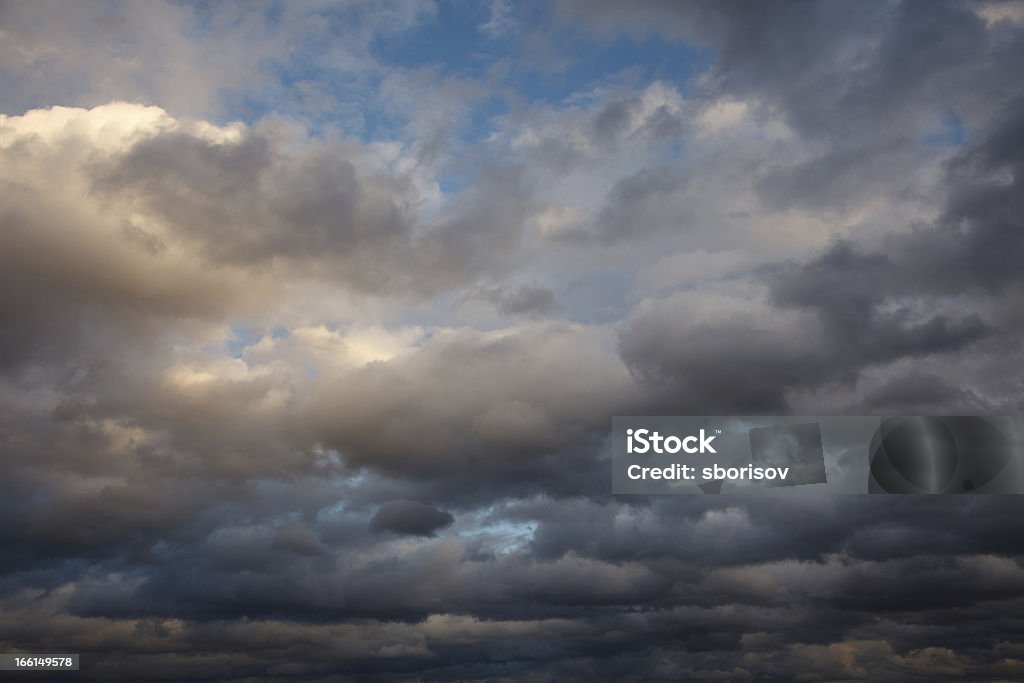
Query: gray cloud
561,0,1024,213
472,282,558,316
0,1,436,120
93,125,533,296
369,500,454,536
309,323,636,481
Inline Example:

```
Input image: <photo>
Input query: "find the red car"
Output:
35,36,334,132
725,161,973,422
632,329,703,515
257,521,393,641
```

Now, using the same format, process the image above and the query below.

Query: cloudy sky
1,0,1024,680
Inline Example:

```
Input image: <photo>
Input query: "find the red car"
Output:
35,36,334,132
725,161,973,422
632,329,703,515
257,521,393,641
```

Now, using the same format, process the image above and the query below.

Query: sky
1,0,1024,680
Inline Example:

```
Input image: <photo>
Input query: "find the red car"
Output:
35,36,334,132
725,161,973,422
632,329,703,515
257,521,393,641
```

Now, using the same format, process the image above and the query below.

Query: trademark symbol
716,430,722,434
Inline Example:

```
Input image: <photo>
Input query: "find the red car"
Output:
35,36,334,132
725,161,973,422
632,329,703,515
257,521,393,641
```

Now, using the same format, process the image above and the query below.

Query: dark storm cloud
4,496,1024,681
369,500,454,536
618,300,828,413
771,242,989,360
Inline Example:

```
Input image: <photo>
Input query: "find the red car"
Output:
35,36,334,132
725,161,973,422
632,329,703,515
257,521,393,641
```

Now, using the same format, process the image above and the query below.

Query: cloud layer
1,1,1023,680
